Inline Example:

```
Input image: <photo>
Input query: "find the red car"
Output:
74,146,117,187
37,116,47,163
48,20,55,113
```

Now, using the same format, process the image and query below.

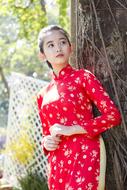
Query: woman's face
42,30,72,68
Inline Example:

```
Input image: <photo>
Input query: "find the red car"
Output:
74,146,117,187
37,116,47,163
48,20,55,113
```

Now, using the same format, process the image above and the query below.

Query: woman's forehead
43,30,67,43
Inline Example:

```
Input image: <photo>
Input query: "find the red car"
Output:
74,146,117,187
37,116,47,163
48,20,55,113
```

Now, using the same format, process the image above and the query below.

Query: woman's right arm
37,90,61,152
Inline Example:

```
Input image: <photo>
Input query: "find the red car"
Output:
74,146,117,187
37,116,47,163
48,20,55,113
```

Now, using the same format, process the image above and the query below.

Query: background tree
57,0,70,31
0,0,70,128
71,0,127,189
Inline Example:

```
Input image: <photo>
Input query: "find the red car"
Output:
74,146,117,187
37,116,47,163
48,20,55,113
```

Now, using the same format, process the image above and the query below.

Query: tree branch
0,66,10,97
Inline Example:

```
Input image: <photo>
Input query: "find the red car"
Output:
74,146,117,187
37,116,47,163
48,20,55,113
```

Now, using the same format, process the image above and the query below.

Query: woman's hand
50,123,72,137
43,135,61,151
50,123,87,137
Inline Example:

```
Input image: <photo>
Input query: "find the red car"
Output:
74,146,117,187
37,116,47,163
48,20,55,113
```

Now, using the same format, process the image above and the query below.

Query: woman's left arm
78,70,121,137
50,123,87,137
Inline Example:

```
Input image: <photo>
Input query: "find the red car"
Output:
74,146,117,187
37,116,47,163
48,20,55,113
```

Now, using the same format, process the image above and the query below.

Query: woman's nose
56,44,62,52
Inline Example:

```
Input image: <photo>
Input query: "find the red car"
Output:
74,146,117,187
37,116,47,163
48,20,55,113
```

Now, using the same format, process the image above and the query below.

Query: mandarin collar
52,64,73,80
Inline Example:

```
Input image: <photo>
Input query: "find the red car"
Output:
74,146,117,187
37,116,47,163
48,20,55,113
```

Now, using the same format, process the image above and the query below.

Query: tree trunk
0,66,9,98
40,0,46,13
70,0,77,67
71,0,127,189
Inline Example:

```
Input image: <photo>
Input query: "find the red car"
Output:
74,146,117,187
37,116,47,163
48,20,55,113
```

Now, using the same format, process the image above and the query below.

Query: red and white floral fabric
37,64,121,190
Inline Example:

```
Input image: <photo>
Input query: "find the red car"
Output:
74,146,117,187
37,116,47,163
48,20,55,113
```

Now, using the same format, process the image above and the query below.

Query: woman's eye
61,40,66,44
48,44,54,48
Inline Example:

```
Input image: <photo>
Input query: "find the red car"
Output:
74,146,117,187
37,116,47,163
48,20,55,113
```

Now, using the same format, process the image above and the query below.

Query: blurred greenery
0,0,70,128
13,167,49,190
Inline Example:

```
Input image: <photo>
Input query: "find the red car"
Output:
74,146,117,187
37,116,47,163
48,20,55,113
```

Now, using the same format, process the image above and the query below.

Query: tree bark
0,66,9,97
70,0,77,67
40,0,46,13
71,0,127,189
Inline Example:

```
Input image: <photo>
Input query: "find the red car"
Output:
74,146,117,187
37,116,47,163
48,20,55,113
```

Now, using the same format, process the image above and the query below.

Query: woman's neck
52,63,69,76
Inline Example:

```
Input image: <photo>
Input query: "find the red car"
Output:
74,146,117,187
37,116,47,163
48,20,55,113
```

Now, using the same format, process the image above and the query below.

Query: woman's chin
52,62,68,67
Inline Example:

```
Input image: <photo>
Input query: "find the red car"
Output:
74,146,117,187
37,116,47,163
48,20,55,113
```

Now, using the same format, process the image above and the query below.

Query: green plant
13,169,49,190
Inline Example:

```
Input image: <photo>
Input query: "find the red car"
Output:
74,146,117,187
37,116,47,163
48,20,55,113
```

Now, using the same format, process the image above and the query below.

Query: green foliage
0,15,48,79
12,169,49,190
0,0,47,40
0,0,70,129
0,0,70,77
56,0,70,31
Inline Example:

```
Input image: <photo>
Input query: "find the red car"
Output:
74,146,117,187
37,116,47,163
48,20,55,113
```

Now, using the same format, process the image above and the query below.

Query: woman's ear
38,52,46,61
70,43,75,53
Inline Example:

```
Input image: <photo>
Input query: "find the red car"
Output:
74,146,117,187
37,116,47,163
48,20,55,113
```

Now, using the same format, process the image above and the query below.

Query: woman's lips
56,54,64,57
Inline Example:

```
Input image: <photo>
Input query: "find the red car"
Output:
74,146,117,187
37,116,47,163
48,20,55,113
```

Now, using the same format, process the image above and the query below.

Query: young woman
37,25,121,190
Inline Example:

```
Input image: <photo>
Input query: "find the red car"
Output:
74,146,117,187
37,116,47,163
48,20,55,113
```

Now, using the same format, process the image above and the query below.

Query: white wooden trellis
3,73,48,186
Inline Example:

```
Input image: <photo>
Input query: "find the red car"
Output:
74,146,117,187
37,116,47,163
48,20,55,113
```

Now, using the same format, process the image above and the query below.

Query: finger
43,135,61,151
46,144,58,149
47,147,58,151
47,136,61,142
45,139,60,146
44,138,60,149
46,142,60,147
52,136,61,142
45,146,57,151
45,144,59,151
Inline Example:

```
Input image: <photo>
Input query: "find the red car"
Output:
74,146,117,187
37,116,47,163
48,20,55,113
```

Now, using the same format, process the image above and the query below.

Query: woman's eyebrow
59,37,67,40
46,37,67,45
46,41,53,45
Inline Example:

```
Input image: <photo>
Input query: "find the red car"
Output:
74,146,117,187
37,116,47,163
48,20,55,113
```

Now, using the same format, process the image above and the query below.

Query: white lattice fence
3,73,48,186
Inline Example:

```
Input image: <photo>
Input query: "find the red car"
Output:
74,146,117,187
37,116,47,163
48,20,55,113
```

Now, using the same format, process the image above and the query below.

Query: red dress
37,64,121,190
